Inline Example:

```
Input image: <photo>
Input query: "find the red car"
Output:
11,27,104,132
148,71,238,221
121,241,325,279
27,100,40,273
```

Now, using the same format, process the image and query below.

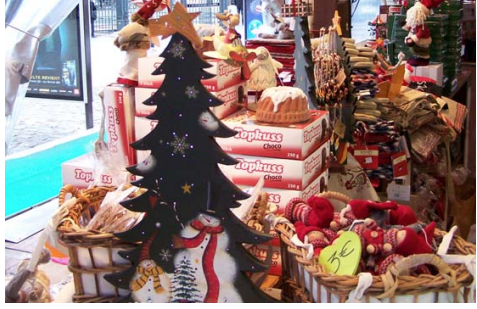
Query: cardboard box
240,169,329,214
221,141,330,190
134,81,246,119
138,57,243,91
103,84,136,165
134,116,159,163
216,109,330,160
248,231,282,276
412,62,444,86
134,87,158,117
61,153,130,188
211,82,246,119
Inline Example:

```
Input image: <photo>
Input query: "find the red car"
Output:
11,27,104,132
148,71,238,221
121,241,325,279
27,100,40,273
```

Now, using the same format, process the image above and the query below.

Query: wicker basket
57,186,279,302
275,191,476,303
57,185,140,303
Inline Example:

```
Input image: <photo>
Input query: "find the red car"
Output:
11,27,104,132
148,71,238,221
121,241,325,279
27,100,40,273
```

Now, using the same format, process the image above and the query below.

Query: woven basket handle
316,191,351,204
58,184,79,206
377,253,457,299
391,254,453,277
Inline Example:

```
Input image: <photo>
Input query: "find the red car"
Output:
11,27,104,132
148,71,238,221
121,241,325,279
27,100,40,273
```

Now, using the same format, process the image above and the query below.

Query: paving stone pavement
7,33,124,155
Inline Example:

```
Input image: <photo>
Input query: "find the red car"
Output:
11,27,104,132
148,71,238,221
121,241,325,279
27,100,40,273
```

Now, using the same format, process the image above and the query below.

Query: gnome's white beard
406,2,429,28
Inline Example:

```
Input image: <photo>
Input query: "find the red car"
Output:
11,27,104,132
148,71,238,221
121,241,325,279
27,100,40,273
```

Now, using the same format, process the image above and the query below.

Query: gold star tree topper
332,10,342,36
148,2,202,48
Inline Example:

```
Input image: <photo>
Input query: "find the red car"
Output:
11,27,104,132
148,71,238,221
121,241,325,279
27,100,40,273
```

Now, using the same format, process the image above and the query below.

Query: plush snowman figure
130,233,171,303
172,213,242,303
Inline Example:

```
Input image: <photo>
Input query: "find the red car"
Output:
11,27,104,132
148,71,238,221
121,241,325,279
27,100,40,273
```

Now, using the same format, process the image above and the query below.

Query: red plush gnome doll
294,222,337,256
329,200,418,231
284,196,335,228
402,0,444,67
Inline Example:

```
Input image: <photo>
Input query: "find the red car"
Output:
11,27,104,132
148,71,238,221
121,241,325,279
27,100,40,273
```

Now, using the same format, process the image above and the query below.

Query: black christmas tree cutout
104,2,273,303
294,16,318,109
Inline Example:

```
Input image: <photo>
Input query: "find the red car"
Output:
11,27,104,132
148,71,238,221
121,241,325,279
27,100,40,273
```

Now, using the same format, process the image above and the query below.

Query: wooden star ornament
181,183,192,194
332,10,342,36
148,2,202,47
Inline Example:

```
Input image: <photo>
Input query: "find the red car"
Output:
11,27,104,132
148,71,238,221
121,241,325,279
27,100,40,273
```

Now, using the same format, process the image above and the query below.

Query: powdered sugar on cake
261,87,307,112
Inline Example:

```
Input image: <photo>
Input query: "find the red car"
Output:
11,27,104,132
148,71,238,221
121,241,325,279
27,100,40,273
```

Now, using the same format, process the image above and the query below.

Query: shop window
351,0,382,42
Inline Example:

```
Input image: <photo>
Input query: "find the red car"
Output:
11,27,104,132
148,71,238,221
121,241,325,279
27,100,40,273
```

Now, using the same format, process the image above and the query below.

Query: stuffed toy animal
114,20,151,86
5,248,52,303
115,0,169,86
348,218,436,273
284,196,335,228
402,0,445,67
294,221,337,256
271,14,293,40
213,11,257,79
214,10,248,59
215,11,242,45
330,199,418,231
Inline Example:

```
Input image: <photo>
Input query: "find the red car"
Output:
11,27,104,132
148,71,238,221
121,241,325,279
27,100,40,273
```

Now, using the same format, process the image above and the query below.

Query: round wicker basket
57,185,139,303
275,191,476,303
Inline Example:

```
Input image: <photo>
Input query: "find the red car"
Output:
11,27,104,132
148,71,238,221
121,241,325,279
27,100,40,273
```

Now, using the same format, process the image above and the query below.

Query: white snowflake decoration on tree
169,133,190,156
170,42,186,58
185,86,199,99
160,249,172,262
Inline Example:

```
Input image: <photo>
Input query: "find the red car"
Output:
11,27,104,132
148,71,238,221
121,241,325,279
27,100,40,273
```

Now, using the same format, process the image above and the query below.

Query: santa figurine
402,0,444,67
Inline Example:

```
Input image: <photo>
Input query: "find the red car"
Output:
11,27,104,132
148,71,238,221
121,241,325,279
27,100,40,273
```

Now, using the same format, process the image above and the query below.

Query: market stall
5,0,475,303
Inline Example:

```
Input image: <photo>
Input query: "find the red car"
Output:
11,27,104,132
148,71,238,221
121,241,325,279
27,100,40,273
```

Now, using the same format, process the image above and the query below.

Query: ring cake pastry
256,86,310,124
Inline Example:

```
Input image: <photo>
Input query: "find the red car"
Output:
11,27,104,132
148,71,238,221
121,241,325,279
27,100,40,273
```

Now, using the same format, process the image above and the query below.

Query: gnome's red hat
389,204,418,226
295,221,322,241
348,200,398,219
135,0,170,20
396,222,436,256
294,222,336,255
306,196,335,228
419,0,445,9
139,231,158,261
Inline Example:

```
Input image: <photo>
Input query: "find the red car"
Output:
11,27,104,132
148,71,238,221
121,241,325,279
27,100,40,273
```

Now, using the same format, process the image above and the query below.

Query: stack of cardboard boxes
62,55,248,187
62,84,136,188
217,109,331,213
216,108,331,275
134,56,248,162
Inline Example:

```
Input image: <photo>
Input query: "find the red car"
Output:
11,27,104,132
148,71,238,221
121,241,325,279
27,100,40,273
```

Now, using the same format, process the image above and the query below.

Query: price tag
387,182,411,201
333,119,346,139
319,231,361,275
336,68,346,87
391,151,408,178
279,71,293,83
354,145,379,170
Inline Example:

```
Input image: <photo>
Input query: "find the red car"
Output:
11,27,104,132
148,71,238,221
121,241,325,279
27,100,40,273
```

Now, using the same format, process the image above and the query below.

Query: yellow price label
318,231,361,275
